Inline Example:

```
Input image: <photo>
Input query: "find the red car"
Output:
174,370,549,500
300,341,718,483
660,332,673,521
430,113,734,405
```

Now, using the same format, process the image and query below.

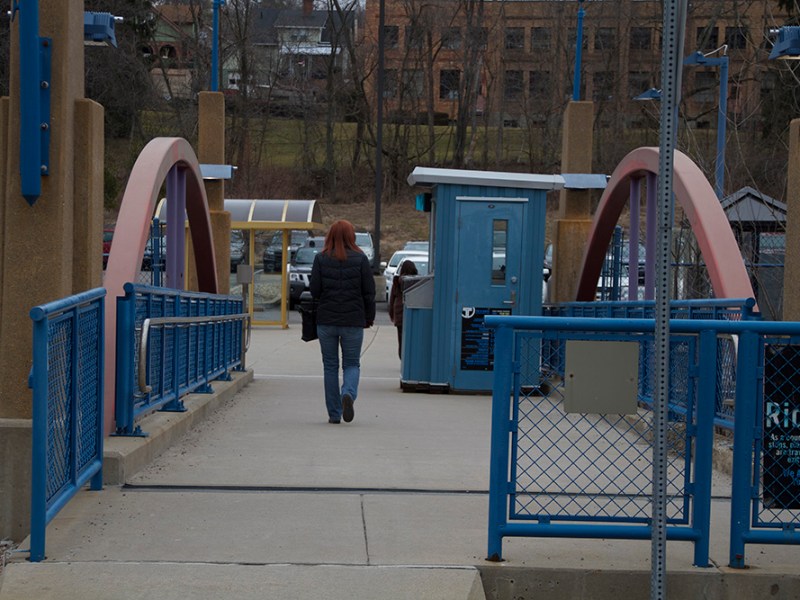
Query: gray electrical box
236,264,254,284
563,340,639,415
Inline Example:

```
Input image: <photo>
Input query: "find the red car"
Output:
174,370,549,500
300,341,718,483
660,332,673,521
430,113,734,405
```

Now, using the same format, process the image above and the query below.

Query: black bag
299,298,318,342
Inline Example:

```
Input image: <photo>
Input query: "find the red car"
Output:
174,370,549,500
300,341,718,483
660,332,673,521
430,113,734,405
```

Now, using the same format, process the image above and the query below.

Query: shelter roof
154,198,322,231
721,186,786,225
407,167,564,191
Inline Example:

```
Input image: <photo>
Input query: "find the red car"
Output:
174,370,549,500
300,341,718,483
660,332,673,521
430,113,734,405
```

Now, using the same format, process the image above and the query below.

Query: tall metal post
211,0,225,91
572,0,585,101
374,0,385,273
653,0,687,597
714,57,728,199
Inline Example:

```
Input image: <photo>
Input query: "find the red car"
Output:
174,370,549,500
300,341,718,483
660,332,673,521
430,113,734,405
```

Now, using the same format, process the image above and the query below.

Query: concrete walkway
2,305,800,599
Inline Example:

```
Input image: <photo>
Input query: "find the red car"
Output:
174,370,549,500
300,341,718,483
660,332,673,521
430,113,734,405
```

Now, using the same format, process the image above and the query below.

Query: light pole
374,0,385,275
634,46,729,199
572,0,586,101
684,48,728,199
211,0,226,92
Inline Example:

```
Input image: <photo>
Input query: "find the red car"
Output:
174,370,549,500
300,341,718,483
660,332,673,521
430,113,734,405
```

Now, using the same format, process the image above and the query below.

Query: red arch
575,147,755,303
102,137,218,434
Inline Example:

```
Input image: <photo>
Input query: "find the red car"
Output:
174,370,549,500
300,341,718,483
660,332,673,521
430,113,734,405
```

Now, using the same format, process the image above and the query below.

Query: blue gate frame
486,315,800,568
29,288,105,562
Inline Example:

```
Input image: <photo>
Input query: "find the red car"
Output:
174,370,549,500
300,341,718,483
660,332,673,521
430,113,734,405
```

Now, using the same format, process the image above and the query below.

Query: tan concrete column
783,119,800,321
0,0,101,541
193,91,231,294
552,101,595,303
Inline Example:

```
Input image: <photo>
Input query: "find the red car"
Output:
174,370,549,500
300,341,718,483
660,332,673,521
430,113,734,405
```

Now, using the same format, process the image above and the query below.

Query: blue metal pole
114,285,136,435
572,1,585,101
487,325,514,561
729,330,759,568
691,330,716,568
714,57,728,199
211,0,223,91
29,314,48,562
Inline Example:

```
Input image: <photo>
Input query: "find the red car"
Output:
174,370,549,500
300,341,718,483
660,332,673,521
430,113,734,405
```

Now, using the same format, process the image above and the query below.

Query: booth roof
154,198,323,231
407,167,565,190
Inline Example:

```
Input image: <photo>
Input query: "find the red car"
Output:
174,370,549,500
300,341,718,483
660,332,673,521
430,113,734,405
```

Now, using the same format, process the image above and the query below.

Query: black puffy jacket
310,249,376,327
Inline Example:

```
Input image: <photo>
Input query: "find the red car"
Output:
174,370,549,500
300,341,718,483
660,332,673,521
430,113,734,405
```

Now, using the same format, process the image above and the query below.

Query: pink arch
575,146,755,303
102,137,219,434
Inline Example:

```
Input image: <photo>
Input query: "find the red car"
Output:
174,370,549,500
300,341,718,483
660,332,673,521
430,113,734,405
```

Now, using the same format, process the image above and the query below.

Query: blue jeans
317,324,364,421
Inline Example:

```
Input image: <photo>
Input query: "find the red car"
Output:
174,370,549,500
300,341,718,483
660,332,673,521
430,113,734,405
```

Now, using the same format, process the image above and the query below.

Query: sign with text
763,344,800,510
460,307,511,371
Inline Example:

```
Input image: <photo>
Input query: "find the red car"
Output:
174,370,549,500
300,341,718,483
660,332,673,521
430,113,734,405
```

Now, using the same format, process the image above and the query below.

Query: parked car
102,228,113,269
142,235,166,271
230,229,246,273
384,249,428,297
287,244,323,307
356,232,377,268
263,230,309,272
403,240,429,252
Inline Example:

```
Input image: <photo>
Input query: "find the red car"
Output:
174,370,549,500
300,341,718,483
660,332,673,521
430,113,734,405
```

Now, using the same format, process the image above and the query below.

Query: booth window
492,220,507,284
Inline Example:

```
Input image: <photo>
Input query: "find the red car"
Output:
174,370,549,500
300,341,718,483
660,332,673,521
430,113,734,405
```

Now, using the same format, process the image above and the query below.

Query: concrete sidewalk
2,309,800,599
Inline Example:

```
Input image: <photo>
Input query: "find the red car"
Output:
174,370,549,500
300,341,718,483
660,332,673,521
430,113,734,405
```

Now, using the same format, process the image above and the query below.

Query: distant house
145,4,203,100
222,0,354,106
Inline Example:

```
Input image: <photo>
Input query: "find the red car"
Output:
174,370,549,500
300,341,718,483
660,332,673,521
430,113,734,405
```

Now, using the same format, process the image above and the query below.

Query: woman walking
310,220,376,424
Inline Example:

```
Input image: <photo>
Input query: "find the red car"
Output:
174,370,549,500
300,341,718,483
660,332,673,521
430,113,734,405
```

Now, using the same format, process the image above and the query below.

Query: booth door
454,198,527,390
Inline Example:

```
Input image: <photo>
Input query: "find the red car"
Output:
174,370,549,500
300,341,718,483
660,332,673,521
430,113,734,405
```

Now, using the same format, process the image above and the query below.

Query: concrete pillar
783,120,800,321
190,92,231,294
552,101,595,303
0,0,104,541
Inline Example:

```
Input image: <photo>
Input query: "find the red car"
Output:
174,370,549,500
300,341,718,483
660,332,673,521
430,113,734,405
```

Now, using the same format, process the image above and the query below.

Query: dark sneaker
342,394,354,423
328,418,340,424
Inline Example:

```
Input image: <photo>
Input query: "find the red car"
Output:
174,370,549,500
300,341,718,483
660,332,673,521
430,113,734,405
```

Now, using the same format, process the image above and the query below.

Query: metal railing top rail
29,287,107,322
485,315,800,336
123,281,244,302
138,312,250,394
554,297,756,309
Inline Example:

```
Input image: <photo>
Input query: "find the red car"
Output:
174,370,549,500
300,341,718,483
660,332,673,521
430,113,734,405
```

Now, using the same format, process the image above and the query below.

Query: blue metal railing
485,314,800,568
29,288,105,562
115,283,247,436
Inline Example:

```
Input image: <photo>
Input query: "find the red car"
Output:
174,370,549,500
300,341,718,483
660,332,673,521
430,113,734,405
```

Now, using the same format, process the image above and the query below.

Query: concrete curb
102,369,253,485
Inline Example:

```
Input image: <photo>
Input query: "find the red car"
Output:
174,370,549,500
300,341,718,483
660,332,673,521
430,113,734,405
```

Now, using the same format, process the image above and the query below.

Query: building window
405,25,424,50
694,71,717,102
592,71,614,101
402,69,423,99
383,69,398,99
696,26,719,51
595,27,616,51
628,71,652,97
439,69,460,100
529,70,551,98
630,27,651,50
725,26,748,50
531,27,551,50
384,25,399,49
505,27,525,50
504,70,524,99
160,45,176,59
442,27,461,50
468,26,488,49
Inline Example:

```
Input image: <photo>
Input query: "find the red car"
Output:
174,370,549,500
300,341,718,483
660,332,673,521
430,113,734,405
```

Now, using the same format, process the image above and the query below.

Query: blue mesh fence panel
46,317,72,503
511,330,693,524
76,306,101,473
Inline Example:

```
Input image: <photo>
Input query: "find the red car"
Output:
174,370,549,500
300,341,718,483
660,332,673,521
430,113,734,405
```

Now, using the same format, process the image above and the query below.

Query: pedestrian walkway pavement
2,307,800,599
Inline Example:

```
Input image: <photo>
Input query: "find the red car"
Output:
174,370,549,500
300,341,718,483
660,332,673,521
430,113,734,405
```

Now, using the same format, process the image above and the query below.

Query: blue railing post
729,330,760,568
114,285,138,435
29,312,49,562
487,324,514,561
691,329,717,567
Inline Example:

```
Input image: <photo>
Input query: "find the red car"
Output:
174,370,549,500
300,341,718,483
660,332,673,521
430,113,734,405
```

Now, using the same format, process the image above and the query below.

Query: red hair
323,220,361,261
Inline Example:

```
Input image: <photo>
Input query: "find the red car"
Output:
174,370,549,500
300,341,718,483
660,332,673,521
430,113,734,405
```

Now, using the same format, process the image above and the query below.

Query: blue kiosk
402,167,564,393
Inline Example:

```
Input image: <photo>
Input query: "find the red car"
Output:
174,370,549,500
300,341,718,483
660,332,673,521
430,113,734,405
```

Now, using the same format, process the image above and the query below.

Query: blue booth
402,167,564,393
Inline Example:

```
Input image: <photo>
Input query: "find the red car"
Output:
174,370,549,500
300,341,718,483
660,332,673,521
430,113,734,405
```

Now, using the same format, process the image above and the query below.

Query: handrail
138,312,250,394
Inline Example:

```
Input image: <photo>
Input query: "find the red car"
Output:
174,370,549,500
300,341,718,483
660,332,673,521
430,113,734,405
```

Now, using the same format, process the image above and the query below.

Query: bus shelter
155,198,322,327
